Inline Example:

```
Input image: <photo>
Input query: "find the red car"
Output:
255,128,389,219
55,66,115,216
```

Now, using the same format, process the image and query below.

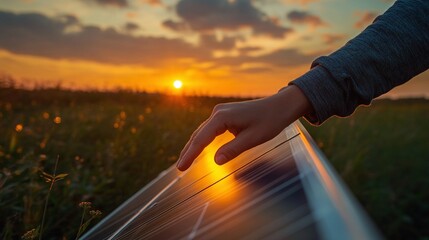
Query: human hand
176,85,312,171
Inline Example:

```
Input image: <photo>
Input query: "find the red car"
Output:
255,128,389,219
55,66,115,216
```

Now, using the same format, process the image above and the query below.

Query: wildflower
42,112,50,119
39,154,47,161
21,228,38,240
15,124,23,132
76,207,102,239
89,210,102,218
120,111,126,120
78,202,92,209
138,114,145,122
131,127,137,134
53,116,61,124
75,156,84,164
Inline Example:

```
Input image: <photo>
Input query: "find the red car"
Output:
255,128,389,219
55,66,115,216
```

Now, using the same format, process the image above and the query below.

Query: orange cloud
0,9,325,97
0,50,160,90
287,10,327,28
140,0,162,5
0,49,312,97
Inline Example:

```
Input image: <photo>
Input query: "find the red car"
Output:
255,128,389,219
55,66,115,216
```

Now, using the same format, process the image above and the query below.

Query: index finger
178,119,208,162
176,116,227,171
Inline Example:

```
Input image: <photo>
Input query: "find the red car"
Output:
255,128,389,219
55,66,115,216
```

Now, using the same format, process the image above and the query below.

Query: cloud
238,46,262,55
287,10,326,27
172,0,292,38
282,0,318,6
255,48,317,67
58,14,79,25
238,66,271,73
124,22,140,32
199,34,236,50
0,10,318,75
162,19,190,32
0,11,209,67
354,11,378,29
322,33,346,45
140,0,162,6
88,0,129,7
221,48,317,69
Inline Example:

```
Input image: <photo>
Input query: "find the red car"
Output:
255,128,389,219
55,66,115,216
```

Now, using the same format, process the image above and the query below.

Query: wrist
273,85,313,123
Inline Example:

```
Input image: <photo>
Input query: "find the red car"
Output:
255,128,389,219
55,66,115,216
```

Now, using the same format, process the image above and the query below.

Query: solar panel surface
82,122,381,240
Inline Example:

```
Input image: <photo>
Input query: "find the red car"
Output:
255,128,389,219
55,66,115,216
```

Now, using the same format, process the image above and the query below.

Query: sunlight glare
173,80,183,89
189,131,240,203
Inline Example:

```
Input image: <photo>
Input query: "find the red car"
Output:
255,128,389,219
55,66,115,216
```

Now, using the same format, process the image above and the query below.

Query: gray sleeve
290,0,429,125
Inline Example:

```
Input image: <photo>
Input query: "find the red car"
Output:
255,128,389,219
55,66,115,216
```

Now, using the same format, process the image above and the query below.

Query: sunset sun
173,80,183,89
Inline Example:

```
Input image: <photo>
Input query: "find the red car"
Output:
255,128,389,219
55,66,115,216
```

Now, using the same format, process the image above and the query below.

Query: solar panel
81,121,381,240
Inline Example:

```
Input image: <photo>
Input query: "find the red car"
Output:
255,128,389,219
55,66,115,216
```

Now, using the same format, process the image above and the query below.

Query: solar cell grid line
116,200,209,240
108,135,301,239
187,202,210,240
81,166,180,238
128,174,304,240
107,174,185,240
124,134,298,219
263,214,320,240
82,121,382,240
240,204,315,240
138,166,304,237
193,179,310,239
130,157,301,239
121,131,299,229
171,159,297,236
189,151,315,239
83,128,298,238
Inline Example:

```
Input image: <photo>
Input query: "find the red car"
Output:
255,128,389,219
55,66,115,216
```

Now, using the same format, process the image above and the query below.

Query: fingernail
176,159,184,170
215,153,228,165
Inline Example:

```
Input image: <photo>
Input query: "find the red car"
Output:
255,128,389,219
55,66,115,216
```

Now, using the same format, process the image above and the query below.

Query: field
0,86,428,239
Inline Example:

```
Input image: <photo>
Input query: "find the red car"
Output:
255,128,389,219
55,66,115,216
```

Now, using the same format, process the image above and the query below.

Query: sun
173,80,183,89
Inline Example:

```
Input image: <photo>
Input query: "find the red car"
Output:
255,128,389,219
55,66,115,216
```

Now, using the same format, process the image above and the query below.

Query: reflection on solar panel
81,121,381,240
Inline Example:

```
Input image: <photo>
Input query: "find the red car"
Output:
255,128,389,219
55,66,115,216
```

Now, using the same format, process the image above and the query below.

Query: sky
0,0,427,97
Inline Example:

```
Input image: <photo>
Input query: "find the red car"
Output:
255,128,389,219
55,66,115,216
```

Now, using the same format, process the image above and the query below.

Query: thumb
214,131,258,165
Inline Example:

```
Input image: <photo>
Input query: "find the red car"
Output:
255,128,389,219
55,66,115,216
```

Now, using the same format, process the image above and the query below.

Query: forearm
275,85,313,124
291,0,429,124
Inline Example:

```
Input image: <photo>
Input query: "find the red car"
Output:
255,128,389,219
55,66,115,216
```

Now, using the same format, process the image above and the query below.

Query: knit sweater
291,0,429,125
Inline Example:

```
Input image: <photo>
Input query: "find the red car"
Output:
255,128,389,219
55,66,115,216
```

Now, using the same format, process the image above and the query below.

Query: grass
303,99,429,239
0,86,428,239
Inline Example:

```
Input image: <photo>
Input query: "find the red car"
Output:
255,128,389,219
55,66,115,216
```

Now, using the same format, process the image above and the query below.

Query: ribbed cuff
288,65,345,125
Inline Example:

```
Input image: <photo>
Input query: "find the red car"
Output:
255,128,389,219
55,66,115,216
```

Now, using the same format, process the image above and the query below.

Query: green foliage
0,87,234,239
304,99,429,240
75,203,102,240
40,172,68,183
